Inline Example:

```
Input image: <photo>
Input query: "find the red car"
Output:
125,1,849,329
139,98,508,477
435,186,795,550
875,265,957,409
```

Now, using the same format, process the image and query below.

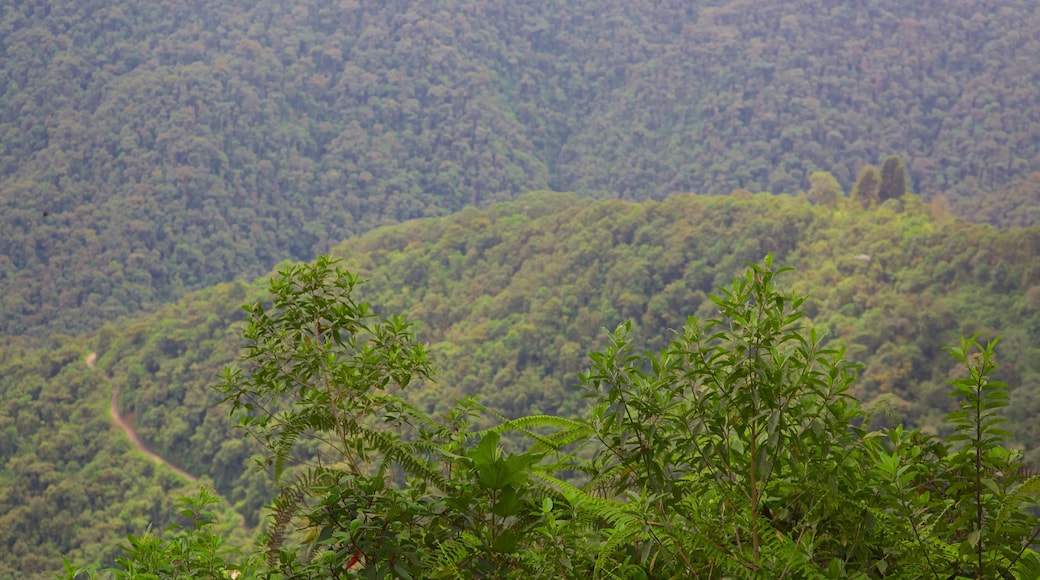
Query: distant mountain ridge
3,0,1040,337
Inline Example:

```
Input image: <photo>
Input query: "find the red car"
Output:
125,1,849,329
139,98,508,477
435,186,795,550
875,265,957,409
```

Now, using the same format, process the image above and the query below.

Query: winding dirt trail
86,352,198,482
86,352,252,533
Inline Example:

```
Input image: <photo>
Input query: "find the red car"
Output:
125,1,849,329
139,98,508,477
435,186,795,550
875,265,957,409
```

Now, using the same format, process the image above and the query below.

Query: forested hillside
80,258,1040,578
0,334,250,576
5,0,1040,573
6,191,1032,575
4,0,1040,335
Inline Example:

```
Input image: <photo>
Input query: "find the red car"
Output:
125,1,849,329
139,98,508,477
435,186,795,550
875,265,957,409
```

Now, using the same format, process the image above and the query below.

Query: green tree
873,337,1040,578
577,256,881,576
807,170,844,206
879,155,908,201
851,165,882,209
216,255,591,578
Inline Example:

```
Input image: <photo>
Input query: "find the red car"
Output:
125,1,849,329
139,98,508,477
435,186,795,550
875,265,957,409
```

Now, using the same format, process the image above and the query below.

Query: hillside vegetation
0,335,250,576
4,0,1040,335
5,192,1034,575
70,253,1040,578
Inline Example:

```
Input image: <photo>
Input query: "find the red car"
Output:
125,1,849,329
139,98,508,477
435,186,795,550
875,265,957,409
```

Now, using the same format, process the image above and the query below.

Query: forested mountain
5,0,1040,573
5,192,1036,575
4,0,1040,335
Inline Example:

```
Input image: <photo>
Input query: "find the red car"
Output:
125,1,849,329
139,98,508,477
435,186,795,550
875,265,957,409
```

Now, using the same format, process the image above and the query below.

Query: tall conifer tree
879,155,908,201
851,165,881,208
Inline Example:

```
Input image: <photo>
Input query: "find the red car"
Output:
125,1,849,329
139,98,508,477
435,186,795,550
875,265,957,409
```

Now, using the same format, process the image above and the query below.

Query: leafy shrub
66,255,1040,578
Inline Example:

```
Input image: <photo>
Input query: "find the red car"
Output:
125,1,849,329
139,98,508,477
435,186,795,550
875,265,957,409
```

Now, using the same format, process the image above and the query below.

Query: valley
2,0,1040,576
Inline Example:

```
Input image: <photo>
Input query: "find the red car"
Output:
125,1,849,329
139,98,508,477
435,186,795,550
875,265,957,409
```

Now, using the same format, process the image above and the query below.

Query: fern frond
271,406,336,481
754,520,827,580
341,421,445,486
384,440,447,487
593,523,641,579
479,415,593,453
585,462,636,496
422,532,481,579
531,472,651,541
867,506,958,572
266,468,324,565
996,474,1040,530
529,472,593,502
481,414,589,435
527,425,594,454
358,392,446,433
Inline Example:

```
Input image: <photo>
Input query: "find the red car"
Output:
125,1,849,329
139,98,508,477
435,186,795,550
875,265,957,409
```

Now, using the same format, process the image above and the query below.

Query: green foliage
6,0,1040,338
807,171,844,206
217,256,595,578
21,192,1040,576
879,156,908,201
577,256,877,575
55,487,258,579
218,256,442,575
219,255,434,482
871,337,1040,578
102,256,1040,578
115,487,254,579
852,165,882,209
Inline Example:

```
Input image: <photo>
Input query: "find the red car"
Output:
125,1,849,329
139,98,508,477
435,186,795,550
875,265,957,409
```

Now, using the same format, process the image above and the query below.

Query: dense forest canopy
3,0,1040,335
4,192,1036,575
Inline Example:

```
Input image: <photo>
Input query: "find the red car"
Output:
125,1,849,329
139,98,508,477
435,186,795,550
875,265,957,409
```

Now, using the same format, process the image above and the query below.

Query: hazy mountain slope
947,171,1040,228
5,191,1039,574
556,0,1040,200
335,192,1040,434
3,0,1040,337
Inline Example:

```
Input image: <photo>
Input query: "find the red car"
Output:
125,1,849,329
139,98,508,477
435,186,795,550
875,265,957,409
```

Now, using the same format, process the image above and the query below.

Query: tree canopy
4,0,1040,337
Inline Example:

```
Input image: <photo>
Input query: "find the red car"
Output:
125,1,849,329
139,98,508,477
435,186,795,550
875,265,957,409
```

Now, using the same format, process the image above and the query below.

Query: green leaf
491,530,522,554
477,461,512,490
491,486,523,517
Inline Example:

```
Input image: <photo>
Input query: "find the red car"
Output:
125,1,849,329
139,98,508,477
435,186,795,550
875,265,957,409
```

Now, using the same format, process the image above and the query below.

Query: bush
68,255,1040,578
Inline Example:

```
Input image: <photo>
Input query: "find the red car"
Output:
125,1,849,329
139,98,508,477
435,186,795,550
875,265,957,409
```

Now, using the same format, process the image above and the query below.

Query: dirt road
86,352,198,482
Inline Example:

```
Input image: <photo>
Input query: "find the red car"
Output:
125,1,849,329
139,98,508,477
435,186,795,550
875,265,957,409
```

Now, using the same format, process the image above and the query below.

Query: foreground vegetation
63,255,1040,578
